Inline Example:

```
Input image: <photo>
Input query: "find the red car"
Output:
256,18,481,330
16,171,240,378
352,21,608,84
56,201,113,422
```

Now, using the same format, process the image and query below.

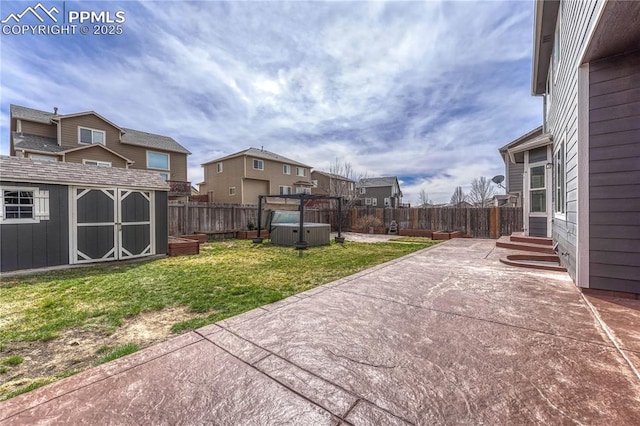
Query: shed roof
202,147,311,168
0,156,169,191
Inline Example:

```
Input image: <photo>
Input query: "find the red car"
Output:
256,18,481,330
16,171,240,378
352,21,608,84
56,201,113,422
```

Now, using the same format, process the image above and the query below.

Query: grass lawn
0,238,438,400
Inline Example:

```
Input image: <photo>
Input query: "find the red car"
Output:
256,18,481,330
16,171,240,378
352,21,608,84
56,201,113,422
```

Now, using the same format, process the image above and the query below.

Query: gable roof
358,176,400,188
499,126,543,153
60,144,135,164
0,155,168,191
10,105,190,155
202,147,311,168
121,128,191,155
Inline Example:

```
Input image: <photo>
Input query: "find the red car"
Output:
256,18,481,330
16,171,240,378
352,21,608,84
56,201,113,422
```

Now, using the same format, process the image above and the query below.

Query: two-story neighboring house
310,170,357,207
200,148,314,205
9,105,191,198
357,177,403,208
532,0,640,295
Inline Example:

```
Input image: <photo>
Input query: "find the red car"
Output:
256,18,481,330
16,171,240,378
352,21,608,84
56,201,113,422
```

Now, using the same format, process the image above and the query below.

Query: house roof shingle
0,155,169,191
311,170,355,182
358,176,399,188
202,147,311,168
11,105,190,155
121,128,191,155
12,133,66,153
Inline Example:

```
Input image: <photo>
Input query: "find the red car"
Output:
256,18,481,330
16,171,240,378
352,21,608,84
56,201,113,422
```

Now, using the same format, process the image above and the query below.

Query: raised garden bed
168,237,200,256
432,231,463,240
177,233,207,244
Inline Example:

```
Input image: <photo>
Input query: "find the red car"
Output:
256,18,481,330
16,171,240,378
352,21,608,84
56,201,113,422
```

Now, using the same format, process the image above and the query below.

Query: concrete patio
1,239,639,425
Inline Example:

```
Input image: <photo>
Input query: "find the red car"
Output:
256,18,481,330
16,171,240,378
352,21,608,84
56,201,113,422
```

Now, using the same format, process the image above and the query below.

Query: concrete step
510,235,553,246
496,237,556,254
499,254,566,272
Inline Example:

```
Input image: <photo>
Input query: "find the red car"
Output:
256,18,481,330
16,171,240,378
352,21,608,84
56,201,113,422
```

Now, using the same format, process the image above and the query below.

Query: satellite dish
491,175,505,188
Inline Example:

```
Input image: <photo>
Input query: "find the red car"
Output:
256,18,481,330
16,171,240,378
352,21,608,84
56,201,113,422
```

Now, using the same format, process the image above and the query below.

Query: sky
0,0,542,204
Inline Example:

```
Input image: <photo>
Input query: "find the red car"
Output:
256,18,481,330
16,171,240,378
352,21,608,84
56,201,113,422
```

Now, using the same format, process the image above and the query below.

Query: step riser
510,236,553,246
499,258,566,272
496,241,555,254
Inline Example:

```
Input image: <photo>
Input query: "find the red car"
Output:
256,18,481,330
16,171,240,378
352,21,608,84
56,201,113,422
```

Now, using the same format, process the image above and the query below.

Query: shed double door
72,188,154,264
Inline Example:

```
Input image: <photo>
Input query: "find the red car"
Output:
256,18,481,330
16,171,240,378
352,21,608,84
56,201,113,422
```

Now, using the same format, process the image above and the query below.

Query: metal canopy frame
255,194,344,249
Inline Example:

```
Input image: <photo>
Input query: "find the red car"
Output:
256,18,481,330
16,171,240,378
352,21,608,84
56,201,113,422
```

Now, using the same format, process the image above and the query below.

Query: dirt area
332,232,401,243
0,306,202,399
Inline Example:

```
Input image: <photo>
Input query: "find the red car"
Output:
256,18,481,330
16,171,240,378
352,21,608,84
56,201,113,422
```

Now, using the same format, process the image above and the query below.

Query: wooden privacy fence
169,203,523,239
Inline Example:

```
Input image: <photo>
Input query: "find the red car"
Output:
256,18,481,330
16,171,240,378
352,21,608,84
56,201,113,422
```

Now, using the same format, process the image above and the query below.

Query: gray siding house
532,0,640,295
499,126,553,237
357,177,403,208
0,156,169,272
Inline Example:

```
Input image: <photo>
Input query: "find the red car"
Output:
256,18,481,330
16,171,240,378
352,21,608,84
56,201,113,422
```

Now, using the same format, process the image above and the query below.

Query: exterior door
522,147,552,237
72,188,154,264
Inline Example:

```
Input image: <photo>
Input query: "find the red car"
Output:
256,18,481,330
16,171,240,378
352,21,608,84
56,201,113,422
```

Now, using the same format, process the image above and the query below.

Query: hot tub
270,223,331,247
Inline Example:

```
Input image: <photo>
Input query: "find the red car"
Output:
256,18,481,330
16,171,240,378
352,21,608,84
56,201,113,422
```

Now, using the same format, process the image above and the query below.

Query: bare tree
418,189,432,207
450,186,467,205
468,177,495,207
317,159,367,210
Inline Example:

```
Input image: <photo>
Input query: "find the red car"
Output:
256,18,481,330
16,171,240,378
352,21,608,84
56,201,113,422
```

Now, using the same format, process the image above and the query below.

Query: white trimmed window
217,162,223,173
1,187,49,223
229,187,236,196
311,180,318,188
253,159,264,170
384,197,390,206
83,159,111,167
360,187,366,195
147,151,170,170
296,167,306,177
78,127,105,145
279,186,292,195
296,187,310,194
372,198,378,206
530,165,546,213
364,198,372,206
30,154,57,162
159,173,170,181
283,164,291,175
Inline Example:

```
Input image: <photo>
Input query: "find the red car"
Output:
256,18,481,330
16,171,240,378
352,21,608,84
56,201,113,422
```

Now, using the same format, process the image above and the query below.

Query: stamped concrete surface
2,239,640,425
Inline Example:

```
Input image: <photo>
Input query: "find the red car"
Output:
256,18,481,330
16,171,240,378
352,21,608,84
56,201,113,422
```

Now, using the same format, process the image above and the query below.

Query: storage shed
0,156,169,272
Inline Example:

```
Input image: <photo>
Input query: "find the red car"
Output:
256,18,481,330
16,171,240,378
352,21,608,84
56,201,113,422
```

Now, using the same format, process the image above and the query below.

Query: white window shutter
35,189,50,220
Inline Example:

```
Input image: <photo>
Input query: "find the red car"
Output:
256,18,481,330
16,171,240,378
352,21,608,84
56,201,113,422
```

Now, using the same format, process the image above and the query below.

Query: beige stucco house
200,148,314,205
9,105,191,198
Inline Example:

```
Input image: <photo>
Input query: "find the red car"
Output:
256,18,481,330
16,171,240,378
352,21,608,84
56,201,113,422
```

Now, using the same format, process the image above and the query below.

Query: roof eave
532,0,560,96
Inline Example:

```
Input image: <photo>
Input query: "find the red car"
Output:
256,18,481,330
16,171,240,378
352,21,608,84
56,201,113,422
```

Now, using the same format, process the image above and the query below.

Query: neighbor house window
530,165,546,213
372,198,378,206
83,159,111,167
253,159,264,170
283,164,291,175
296,187,310,194
30,154,57,162
296,167,306,177
159,173,170,181
364,198,372,205
147,151,170,170
1,188,49,222
311,180,318,188
384,197,391,207
554,141,566,215
279,186,292,195
229,187,236,196
217,162,223,173
79,127,105,145
360,187,366,195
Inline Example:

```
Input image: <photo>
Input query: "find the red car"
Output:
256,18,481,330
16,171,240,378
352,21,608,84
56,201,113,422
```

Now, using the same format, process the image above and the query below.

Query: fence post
489,206,499,239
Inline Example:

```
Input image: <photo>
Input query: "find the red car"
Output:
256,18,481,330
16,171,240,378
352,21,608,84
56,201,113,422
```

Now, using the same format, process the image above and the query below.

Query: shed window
79,127,105,145
147,151,170,170
1,188,49,222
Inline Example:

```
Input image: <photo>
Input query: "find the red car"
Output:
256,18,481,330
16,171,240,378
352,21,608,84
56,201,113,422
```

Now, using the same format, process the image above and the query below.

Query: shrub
356,215,383,229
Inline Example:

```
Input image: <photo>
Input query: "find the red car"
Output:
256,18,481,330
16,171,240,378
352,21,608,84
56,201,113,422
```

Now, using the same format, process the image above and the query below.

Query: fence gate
72,188,154,264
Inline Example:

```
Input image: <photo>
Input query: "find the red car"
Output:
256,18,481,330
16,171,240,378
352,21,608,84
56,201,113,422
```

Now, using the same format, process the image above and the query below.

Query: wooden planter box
237,230,270,240
398,229,434,238
432,231,463,240
352,227,388,235
168,237,200,256
178,233,207,244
